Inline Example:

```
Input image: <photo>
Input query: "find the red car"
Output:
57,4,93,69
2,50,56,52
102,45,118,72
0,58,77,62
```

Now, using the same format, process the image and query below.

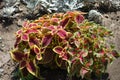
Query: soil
0,11,120,80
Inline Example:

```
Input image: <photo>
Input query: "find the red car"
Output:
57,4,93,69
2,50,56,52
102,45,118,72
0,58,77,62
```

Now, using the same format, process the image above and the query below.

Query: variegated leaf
41,34,52,48
26,60,38,76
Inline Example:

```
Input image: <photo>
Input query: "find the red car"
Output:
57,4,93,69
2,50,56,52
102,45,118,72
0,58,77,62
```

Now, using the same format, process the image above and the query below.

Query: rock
2,6,16,17
17,19,24,27
88,10,103,24
0,68,4,73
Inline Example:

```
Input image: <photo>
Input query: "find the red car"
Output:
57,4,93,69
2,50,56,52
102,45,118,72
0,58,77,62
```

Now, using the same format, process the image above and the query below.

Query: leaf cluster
10,11,119,79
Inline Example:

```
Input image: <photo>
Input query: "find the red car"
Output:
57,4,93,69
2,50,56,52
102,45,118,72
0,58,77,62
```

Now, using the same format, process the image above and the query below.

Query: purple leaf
57,29,67,39
41,34,52,47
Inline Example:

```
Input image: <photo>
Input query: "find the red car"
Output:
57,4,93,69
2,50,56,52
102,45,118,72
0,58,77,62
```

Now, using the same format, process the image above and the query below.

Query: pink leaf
62,53,69,61
51,18,59,23
57,29,67,39
29,23,37,27
80,67,89,79
47,25,55,30
16,30,22,35
21,33,29,41
41,34,52,47
75,14,84,24
79,50,88,57
26,29,38,34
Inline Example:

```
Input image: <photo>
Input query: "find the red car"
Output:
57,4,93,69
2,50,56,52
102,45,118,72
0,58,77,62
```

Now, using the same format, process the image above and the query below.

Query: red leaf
36,54,42,60
62,53,69,61
111,50,119,58
53,46,63,54
41,34,52,47
60,18,69,28
14,36,21,48
10,50,24,61
57,29,67,39
29,37,40,47
75,14,84,24
26,60,38,76
19,60,26,69
34,45,40,54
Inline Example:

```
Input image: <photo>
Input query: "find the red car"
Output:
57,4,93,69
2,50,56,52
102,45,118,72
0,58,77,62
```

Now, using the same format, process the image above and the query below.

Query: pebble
0,37,2,43
0,68,4,73
1,44,5,47
0,68,4,76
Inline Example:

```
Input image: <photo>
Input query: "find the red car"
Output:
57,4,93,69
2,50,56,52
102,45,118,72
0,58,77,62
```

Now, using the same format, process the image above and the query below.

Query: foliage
10,11,119,79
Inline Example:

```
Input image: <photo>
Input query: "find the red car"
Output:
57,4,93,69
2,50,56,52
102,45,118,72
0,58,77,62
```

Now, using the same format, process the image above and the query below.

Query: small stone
1,44,5,47
0,68,4,76
0,37,2,43
17,19,24,27
0,68,4,73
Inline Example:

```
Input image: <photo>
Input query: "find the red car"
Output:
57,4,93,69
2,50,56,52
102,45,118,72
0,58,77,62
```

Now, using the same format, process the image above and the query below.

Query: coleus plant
10,11,119,79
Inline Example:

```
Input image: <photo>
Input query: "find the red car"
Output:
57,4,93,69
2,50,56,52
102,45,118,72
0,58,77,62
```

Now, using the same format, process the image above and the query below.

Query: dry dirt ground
0,11,120,80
